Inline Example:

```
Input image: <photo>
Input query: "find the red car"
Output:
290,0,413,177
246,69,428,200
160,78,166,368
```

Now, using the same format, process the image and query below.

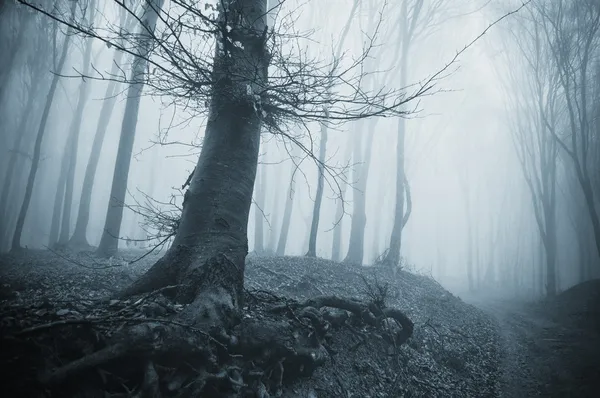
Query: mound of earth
546,279,600,332
0,249,501,397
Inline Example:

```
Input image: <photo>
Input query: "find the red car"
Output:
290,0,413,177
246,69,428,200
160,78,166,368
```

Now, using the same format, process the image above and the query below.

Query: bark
120,0,269,328
275,158,297,256
57,3,96,245
344,120,376,265
11,1,76,251
96,1,164,257
306,123,327,257
253,162,266,253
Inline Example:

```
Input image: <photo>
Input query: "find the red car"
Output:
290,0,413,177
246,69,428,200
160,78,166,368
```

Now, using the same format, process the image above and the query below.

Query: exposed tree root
9,251,414,397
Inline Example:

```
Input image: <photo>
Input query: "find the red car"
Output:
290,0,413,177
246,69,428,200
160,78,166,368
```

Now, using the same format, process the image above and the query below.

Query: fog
1,0,599,299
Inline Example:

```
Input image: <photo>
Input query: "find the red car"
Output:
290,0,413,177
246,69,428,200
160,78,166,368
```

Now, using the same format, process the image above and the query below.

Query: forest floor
467,280,600,398
0,248,541,398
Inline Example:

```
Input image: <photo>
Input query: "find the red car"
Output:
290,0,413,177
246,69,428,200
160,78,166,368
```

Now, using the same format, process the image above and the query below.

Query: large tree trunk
11,1,76,251
120,0,269,329
96,2,163,257
344,119,376,265
306,123,327,257
57,5,95,246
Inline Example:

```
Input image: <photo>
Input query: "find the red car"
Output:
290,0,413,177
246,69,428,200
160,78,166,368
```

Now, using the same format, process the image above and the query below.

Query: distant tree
305,0,359,257
0,15,50,251
330,140,351,262
536,0,600,259
96,0,165,257
56,0,97,246
253,159,267,253
11,0,77,251
276,144,300,256
69,6,137,249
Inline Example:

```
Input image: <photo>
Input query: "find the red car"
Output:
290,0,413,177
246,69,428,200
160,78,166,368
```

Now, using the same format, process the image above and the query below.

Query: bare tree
276,143,300,256
11,0,77,251
253,158,267,253
537,0,600,259
96,0,165,257
305,0,359,257
69,6,137,249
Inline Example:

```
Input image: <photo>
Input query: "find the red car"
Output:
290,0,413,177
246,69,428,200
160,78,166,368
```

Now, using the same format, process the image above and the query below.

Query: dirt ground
3,249,597,397
467,284,600,398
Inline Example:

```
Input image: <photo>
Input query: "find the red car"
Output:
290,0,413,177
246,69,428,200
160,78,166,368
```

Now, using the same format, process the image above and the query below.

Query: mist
1,0,599,396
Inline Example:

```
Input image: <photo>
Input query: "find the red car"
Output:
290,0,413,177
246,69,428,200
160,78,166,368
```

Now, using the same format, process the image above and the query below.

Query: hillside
0,249,501,397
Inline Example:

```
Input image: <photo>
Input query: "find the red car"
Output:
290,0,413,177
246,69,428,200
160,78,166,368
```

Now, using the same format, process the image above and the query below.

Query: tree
69,6,135,249
56,0,97,246
253,160,266,253
537,0,600,259
96,0,165,257
276,144,300,256
0,21,50,250
330,140,351,262
305,0,359,257
11,0,77,251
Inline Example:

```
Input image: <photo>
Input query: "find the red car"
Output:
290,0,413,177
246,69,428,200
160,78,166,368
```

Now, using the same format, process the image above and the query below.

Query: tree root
20,249,414,397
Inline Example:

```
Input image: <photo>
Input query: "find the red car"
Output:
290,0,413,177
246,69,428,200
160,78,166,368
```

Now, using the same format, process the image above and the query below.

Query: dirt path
470,297,600,398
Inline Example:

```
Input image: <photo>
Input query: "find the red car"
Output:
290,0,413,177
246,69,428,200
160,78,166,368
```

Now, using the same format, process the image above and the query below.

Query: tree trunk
253,161,266,253
344,120,376,265
0,77,39,248
120,0,269,330
57,4,96,246
69,53,126,248
96,1,163,257
0,9,31,107
276,157,297,256
331,141,352,262
267,163,282,253
48,163,67,246
383,39,410,267
306,122,327,257
11,1,76,251
542,201,557,296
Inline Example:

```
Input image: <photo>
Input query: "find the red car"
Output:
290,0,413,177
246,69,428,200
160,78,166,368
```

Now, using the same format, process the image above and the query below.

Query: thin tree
56,0,97,245
534,0,600,258
69,6,135,248
11,0,77,251
96,0,165,257
305,0,359,257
